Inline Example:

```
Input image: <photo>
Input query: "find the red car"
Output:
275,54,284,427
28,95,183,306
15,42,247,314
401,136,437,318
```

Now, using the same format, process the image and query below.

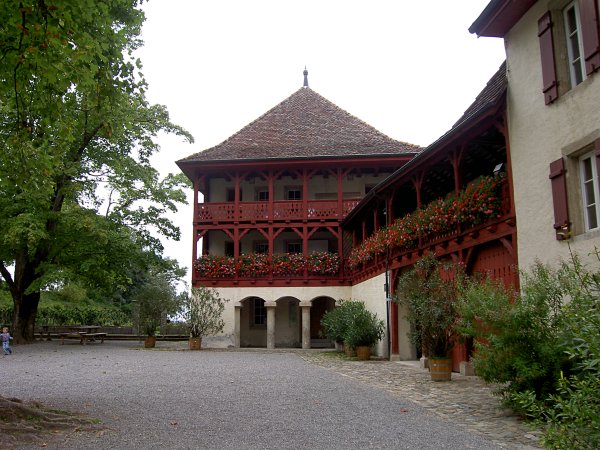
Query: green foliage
343,307,385,349
457,253,600,448
133,273,185,336
0,297,128,327
320,300,365,344
457,264,567,411
185,287,229,338
0,0,192,340
396,254,460,357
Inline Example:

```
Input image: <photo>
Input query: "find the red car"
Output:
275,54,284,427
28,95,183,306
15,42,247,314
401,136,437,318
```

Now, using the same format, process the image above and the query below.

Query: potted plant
321,300,365,355
185,286,229,350
134,275,185,349
343,307,385,360
396,253,460,380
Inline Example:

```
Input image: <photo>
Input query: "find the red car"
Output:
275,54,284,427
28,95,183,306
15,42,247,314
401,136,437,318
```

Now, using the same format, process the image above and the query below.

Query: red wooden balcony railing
195,199,361,223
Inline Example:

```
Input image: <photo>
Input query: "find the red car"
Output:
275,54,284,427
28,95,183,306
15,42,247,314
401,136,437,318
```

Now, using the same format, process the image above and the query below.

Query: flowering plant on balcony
194,255,235,278
306,251,340,275
272,253,306,276
348,175,504,269
236,253,270,277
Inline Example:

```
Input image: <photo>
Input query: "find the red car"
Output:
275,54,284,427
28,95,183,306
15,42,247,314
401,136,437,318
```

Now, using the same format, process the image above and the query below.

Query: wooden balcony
192,252,350,287
195,199,361,223
349,178,516,284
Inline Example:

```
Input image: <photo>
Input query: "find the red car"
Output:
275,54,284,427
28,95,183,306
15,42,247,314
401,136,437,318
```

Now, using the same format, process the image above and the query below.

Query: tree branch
0,260,16,295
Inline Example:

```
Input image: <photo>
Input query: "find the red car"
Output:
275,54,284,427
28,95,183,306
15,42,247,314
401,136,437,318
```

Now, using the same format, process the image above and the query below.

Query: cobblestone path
301,353,544,449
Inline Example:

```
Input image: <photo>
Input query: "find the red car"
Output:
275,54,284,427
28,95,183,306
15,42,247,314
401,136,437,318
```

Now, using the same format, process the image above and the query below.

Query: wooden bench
59,332,107,345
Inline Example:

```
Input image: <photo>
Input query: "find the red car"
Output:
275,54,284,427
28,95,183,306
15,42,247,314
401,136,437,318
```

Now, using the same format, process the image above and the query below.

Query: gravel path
3,341,503,449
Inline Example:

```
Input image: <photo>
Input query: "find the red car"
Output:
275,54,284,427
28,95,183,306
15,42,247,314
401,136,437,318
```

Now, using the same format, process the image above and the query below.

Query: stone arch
274,296,301,348
309,296,336,340
239,296,267,347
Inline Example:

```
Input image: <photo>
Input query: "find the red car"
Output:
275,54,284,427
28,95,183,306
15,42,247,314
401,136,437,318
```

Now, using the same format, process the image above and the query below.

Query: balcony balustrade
195,199,361,223
193,252,345,285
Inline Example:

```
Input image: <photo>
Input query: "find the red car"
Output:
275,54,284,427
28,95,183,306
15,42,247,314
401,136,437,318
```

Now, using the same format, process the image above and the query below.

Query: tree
185,287,228,339
0,1,193,343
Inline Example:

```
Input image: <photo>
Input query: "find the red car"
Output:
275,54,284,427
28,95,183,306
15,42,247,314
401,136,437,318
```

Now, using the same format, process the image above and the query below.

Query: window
224,241,235,257
286,241,302,253
252,298,266,326
256,188,269,201
580,151,600,231
285,187,301,201
226,188,235,202
564,2,585,87
538,2,600,104
254,241,268,254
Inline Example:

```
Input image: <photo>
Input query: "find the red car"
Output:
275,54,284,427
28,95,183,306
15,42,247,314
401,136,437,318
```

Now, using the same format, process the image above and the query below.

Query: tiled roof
450,61,507,130
179,87,421,163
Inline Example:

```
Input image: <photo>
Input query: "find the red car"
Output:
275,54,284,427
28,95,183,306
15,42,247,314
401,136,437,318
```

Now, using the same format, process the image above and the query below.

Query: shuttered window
549,158,571,239
580,0,600,75
580,151,600,231
538,12,559,104
564,2,586,87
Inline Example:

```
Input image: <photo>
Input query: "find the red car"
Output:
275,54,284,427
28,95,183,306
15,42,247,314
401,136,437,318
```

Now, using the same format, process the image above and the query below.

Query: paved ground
2,341,543,449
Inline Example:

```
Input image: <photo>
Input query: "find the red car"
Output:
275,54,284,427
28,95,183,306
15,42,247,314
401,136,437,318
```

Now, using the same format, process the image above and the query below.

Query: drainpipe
384,206,391,361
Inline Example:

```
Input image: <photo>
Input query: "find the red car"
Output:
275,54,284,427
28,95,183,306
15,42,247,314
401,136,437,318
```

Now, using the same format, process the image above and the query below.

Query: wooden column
268,171,274,221
450,146,464,194
337,168,343,217
234,173,241,222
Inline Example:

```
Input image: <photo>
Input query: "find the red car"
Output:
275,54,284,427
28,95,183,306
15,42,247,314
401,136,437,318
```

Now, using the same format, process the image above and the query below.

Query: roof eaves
342,63,507,225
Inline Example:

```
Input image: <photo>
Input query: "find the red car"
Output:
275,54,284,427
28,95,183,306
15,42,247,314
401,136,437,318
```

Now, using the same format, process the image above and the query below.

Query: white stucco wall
349,273,389,358
210,285,352,345
505,1,600,272
207,173,392,202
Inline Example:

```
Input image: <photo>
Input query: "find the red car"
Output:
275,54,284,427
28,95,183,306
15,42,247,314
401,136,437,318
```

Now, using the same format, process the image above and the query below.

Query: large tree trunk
10,254,42,344
12,291,40,344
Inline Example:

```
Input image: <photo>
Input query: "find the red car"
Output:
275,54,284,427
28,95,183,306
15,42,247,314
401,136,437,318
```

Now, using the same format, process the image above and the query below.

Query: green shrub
396,254,460,357
320,300,365,344
457,253,600,448
343,307,384,348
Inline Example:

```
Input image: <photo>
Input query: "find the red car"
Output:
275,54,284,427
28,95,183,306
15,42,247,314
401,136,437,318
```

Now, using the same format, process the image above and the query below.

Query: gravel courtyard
3,341,525,449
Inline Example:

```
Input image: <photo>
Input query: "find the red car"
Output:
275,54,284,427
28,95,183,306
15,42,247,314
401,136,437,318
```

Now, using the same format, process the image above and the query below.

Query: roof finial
303,66,309,87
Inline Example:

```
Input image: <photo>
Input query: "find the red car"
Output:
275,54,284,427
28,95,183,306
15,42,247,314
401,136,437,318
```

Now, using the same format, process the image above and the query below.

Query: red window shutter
538,12,559,104
549,157,570,240
580,0,600,75
595,138,600,191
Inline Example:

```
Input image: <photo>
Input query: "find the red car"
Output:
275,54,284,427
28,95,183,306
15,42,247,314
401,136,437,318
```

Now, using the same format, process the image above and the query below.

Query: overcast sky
135,0,506,284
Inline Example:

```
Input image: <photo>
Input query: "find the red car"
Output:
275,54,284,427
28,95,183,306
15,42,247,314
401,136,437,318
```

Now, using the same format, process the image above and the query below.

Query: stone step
310,339,334,348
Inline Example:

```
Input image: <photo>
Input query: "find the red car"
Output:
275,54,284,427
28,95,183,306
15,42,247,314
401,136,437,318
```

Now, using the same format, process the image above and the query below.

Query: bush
457,253,600,448
396,254,460,357
185,286,229,338
0,299,129,327
320,300,365,344
343,308,384,349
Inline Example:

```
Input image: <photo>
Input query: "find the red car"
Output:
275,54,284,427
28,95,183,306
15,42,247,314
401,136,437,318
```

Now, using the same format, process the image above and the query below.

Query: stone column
265,301,277,349
300,301,311,349
234,303,241,348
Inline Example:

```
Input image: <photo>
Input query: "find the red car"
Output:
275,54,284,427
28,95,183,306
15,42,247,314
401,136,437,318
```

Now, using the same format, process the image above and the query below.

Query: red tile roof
179,87,421,163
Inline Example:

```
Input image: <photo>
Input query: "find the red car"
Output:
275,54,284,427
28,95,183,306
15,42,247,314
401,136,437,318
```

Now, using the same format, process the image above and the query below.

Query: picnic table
59,326,107,345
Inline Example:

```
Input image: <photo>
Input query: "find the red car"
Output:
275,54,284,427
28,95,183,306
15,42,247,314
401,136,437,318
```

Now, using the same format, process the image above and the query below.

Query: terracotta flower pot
189,337,202,350
144,336,156,348
344,345,356,357
356,346,371,360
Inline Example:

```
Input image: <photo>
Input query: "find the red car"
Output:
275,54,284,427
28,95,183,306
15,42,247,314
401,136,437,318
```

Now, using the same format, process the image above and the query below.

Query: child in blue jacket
1,327,13,355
